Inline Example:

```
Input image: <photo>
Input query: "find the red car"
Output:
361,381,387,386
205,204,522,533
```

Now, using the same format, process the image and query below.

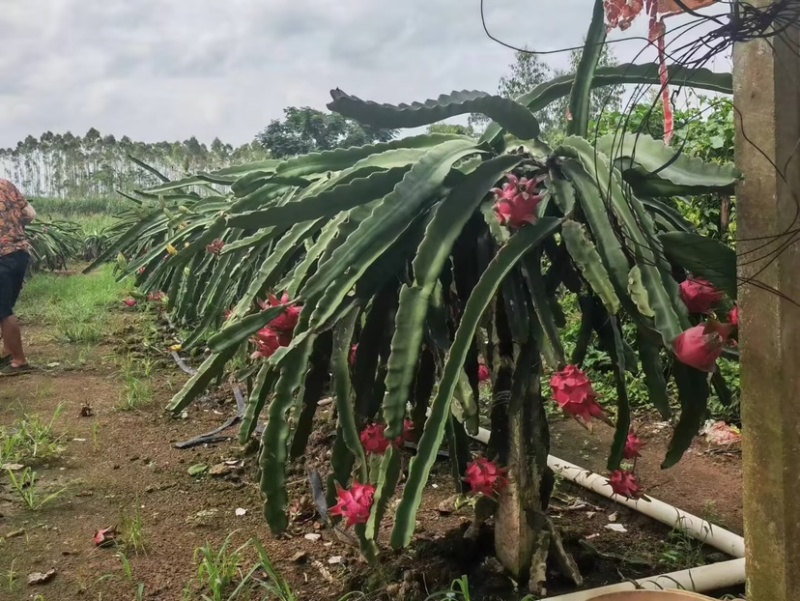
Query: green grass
0,404,65,465
116,355,155,411
6,467,67,511
29,196,129,218
71,213,119,234
658,526,708,570
17,264,130,345
120,504,147,554
192,532,247,601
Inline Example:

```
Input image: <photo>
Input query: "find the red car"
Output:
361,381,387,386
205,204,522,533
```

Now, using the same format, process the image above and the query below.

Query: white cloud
0,0,730,149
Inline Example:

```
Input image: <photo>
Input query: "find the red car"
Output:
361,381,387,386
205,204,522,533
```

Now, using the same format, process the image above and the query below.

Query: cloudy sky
0,0,729,149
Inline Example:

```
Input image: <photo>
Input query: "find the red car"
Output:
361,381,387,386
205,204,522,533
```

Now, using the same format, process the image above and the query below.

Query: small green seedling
6,468,67,510
120,505,147,555
193,531,247,601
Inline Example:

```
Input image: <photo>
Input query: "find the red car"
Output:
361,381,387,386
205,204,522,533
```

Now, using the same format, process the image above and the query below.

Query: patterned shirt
0,179,30,257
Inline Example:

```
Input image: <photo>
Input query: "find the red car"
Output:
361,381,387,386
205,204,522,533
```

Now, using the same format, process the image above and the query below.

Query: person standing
0,178,36,376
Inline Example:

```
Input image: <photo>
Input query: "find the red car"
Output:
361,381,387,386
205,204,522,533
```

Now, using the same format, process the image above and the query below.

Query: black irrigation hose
170,351,197,377
164,316,249,450
172,383,246,450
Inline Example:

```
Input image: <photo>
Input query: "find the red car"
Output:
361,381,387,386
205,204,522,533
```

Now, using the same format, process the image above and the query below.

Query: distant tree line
1,46,623,200
0,112,395,200
0,129,267,199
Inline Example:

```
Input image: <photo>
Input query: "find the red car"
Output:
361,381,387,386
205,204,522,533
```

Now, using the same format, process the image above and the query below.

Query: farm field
0,264,743,601
0,2,757,598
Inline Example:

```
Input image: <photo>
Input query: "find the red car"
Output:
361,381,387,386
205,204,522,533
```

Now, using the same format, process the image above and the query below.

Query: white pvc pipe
470,426,745,559
467,426,746,599
546,456,745,559
539,558,745,601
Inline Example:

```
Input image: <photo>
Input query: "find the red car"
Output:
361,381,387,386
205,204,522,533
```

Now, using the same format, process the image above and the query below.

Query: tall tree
255,106,396,159
469,49,555,132
470,42,624,139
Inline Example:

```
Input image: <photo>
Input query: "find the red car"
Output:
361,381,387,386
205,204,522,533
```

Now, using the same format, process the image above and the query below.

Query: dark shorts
0,250,29,320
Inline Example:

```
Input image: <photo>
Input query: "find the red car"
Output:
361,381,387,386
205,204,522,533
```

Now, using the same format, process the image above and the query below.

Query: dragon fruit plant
89,0,739,587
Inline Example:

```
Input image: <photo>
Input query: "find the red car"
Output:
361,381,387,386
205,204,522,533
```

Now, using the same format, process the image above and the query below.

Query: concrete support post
733,3,800,600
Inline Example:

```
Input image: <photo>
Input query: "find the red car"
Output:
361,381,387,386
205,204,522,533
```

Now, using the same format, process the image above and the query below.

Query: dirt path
1,323,336,600
0,313,744,601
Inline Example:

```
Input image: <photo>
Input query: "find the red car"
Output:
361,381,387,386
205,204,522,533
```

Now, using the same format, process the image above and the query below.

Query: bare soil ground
0,311,744,601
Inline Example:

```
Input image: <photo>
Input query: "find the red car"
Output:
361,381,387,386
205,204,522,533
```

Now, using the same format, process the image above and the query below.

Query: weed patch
0,404,65,464
18,264,130,345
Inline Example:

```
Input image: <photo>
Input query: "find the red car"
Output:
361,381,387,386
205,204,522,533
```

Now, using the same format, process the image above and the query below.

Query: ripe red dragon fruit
673,320,732,373
478,363,491,382
397,419,414,446
492,174,546,229
249,326,290,360
329,481,375,527
464,457,509,498
679,277,723,314
360,420,414,454
360,423,391,455
608,469,643,499
550,364,610,426
259,292,302,334
728,305,739,327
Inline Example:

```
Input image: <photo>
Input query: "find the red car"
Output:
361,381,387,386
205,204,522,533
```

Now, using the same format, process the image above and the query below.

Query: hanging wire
480,0,800,305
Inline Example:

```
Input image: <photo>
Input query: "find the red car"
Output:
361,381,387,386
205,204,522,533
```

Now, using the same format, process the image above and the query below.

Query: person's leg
0,251,29,368
0,255,16,363
0,315,25,366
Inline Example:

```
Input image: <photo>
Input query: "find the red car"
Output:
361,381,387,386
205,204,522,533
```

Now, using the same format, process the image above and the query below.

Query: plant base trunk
490,339,582,593
494,482,550,590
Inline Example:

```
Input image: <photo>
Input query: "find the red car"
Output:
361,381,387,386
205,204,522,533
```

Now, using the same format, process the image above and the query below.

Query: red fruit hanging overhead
679,277,723,314
672,320,732,372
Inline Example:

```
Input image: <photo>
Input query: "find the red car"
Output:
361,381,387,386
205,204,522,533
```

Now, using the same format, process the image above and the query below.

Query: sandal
0,363,33,377
0,355,10,368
